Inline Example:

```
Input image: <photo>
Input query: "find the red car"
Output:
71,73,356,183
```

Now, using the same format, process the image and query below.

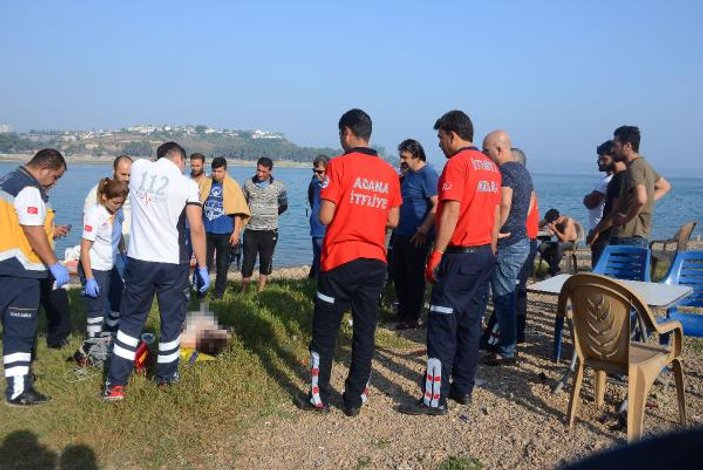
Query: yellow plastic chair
557,273,687,441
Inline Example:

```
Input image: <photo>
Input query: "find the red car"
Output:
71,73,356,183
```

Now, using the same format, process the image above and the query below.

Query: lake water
1,161,701,268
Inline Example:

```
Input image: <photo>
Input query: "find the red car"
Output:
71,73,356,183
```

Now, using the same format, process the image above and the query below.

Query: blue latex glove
192,267,210,293
49,262,70,288
85,278,100,298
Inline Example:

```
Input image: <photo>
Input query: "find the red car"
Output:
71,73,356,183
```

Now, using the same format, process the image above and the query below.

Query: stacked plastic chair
659,251,703,337
553,245,651,362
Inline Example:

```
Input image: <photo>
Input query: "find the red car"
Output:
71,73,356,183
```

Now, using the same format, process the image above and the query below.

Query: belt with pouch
444,243,492,254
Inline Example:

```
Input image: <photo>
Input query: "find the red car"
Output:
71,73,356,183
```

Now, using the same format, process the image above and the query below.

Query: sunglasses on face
312,169,324,175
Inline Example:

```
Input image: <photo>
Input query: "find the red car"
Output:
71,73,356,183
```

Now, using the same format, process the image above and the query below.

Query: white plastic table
528,274,692,308
527,273,692,393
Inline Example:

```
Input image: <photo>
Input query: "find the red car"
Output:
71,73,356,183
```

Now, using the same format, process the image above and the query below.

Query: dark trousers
516,239,538,342
106,258,189,387
40,274,72,347
538,240,574,276
309,258,386,409
309,237,324,279
206,232,232,296
241,229,278,277
390,234,431,323
590,230,611,268
78,265,122,336
2,276,41,400
78,268,111,338
424,247,495,406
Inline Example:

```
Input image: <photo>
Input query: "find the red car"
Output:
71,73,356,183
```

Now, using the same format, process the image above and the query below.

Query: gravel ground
234,247,703,469
233,308,702,469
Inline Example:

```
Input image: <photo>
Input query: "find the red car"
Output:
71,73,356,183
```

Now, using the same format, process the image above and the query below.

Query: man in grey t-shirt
240,157,288,293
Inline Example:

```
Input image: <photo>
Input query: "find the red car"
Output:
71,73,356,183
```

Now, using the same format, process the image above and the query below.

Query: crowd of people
0,109,669,414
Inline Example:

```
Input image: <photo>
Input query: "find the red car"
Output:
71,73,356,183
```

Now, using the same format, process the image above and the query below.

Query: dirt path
234,294,703,469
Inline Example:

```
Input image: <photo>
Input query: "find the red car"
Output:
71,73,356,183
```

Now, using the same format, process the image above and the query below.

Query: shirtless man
538,208,577,276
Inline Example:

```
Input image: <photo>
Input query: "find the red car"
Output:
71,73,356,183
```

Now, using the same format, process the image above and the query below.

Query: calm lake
1,161,700,268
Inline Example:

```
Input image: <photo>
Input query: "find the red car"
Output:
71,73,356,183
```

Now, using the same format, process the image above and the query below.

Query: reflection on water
1,162,701,268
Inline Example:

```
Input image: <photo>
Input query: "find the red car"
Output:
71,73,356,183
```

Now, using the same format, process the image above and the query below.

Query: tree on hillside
122,141,153,157
0,133,36,153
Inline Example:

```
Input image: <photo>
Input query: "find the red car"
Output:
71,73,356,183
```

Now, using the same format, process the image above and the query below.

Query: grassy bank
0,278,410,469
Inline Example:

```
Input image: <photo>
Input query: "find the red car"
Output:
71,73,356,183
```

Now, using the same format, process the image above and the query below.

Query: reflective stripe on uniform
87,325,103,335
309,350,323,407
423,357,442,408
316,291,335,304
159,336,180,351
116,330,139,348
10,375,25,400
113,344,136,361
429,305,454,314
4,365,30,377
0,248,48,271
157,350,180,364
3,352,31,364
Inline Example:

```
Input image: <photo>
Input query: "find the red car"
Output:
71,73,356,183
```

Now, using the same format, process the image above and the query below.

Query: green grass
0,277,411,468
439,456,483,470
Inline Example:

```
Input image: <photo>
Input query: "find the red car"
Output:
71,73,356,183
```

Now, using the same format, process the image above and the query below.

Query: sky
2,1,702,175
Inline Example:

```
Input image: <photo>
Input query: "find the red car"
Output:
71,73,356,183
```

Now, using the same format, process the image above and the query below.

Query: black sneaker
448,389,472,405
399,399,448,416
343,405,361,417
294,394,329,414
6,388,50,407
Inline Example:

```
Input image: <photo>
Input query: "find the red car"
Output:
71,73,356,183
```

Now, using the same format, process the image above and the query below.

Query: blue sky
2,1,701,175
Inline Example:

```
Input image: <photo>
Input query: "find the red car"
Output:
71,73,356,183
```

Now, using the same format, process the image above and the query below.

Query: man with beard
591,126,671,248
391,139,438,330
401,110,500,415
583,141,614,267
189,153,208,185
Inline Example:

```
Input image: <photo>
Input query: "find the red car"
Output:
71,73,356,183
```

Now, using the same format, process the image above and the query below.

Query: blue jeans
610,236,648,248
492,237,530,358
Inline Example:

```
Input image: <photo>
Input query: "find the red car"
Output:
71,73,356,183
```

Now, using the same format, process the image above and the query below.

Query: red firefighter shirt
436,147,502,247
526,193,539,240
320,148,402,271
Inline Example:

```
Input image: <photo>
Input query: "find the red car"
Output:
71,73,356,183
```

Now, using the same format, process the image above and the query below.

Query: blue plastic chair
659,251,703,337
553,245,652,361
592,244,652,282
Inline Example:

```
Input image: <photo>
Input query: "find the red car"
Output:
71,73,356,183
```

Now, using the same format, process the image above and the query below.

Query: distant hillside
0,125,391,163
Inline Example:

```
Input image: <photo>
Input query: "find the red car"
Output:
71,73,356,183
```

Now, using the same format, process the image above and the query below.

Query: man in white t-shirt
582,141,614,267
103,142,209,400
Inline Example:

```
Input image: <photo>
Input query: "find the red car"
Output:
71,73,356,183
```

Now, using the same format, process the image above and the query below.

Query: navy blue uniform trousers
424,247,495,407
106,258,189,387
309,258,386,409
1,276,41,400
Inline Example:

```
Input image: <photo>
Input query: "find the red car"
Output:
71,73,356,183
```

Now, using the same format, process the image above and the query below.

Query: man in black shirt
482,130,534,365
587,154,627,262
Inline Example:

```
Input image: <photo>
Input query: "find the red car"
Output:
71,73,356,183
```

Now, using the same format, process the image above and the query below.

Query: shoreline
0,153,312,168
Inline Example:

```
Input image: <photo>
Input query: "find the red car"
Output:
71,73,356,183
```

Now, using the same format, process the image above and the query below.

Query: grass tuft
439,456,483,470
